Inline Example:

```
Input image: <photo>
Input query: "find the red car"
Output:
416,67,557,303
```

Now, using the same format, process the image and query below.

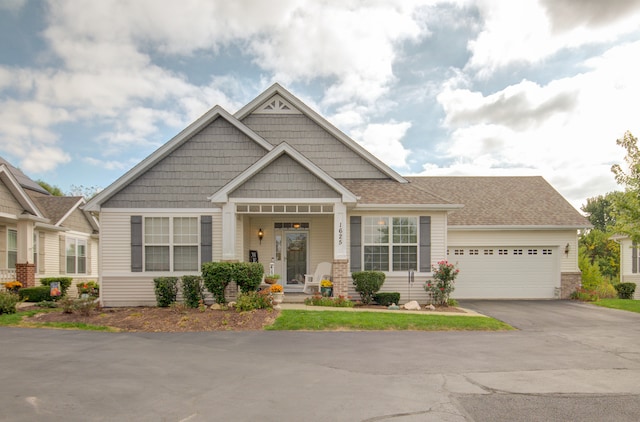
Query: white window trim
362,216,419,273
66,237,87,274
143,216,200,273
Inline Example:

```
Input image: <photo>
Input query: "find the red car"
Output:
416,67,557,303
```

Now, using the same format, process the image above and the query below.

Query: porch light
564,243,570,255
258,228,264,244
293,223,300,229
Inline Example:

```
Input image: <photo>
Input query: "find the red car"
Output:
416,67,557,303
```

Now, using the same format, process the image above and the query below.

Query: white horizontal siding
100,213,132,273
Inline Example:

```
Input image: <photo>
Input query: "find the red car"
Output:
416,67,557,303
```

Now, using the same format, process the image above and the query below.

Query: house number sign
338,222,343,246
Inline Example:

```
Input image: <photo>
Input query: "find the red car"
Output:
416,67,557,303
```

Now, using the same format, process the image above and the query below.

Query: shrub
202,262,235,304
75,298,99,316
36,300,58,308
234,262,264,293
235,290,272,312
304,294,354,308
0,291,21,314
373,292,401,306
570,288,598,302
18,286,51,302
58,296,77,313
76,281,99,298
425,260,459,306
615,282,636,299
181,276,205,308
40,277,73,297
153,277,179,307
579,254,604,291
3,281,22,293
594,281,618,299
352,271,385,304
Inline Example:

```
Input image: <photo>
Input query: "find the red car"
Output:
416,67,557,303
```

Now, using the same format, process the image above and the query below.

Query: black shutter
201,216,212,265
350,216,361,273
131,216,143,272
419,216,431,272
633,242,638,274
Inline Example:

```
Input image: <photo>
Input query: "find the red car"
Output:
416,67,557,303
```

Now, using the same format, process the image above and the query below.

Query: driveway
2,301,640,421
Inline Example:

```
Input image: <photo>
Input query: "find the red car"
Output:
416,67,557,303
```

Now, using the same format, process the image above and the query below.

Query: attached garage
449,246,559,299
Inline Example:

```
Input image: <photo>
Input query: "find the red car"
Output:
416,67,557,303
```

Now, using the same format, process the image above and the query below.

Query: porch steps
282,293,309,303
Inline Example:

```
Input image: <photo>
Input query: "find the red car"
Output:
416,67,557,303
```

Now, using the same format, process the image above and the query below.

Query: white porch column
221,203,236,261
16,219,34,263
333,202,347,260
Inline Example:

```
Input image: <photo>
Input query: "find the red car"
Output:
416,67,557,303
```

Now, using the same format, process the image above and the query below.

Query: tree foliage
36,179,64,196
610,131,640,243
580,192,621,232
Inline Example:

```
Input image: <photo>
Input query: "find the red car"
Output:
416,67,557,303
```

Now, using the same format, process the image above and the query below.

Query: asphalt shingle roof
26,190,83,225
338,179,456,206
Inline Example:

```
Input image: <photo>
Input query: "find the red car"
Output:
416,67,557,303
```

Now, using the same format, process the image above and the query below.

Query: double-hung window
66,238,87,274
363,217,418,271
144,217,198,272
7,229,17,269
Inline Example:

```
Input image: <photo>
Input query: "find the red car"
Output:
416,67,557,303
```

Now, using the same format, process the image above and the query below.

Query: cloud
541,0,640,31
351,121,412,169
0,0,26,12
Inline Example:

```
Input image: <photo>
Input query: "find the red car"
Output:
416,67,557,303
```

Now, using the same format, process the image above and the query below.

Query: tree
67,184,101,200
36,180,64,196
610,131,640,242
580,192,622,232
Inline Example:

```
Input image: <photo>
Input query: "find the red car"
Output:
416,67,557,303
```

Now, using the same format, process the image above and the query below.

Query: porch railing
0,269,17,284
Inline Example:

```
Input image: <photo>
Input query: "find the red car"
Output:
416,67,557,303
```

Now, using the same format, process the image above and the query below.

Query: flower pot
264,277,278,285
320,287,333,297
272,292,284,310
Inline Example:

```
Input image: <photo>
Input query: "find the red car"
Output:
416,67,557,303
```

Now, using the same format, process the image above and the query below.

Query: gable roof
0,156,50,195
84,106,274,211
407,176,590,228
0,163,45,218
235,83,407,184
210,143,358,204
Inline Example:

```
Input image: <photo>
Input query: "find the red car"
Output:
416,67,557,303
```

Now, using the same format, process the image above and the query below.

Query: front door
284,231,308,291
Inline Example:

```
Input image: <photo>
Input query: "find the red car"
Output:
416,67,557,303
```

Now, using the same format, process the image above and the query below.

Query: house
612,236,640,299
0,157,99,295
84,83,589,306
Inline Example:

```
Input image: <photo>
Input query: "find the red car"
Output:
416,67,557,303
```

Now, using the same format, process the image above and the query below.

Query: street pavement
1,300,640,421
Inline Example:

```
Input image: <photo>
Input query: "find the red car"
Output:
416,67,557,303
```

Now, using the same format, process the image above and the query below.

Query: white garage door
449,247,558,299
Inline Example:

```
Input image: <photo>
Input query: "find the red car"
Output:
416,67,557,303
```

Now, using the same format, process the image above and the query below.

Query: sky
1,0,640,211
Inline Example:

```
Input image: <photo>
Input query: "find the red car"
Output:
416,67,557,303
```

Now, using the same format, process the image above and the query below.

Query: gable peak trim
253,94,301,115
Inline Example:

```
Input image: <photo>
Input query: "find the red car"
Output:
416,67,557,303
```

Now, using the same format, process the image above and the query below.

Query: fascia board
235,83,407,184
448,225,590,231
55,197,85,226
354,204,464,211
84,106,274,212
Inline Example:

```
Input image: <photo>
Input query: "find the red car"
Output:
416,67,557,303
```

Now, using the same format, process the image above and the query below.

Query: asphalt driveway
2,300,640,421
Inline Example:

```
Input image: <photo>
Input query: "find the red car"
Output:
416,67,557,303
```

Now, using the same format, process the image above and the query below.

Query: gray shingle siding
63,208,94,233
242,114,388,179
0,181,24,215
103,118,269,208
230,155,340,199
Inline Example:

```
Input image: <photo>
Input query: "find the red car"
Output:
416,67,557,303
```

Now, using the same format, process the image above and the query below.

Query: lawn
266,310,513,331
593,299,640,313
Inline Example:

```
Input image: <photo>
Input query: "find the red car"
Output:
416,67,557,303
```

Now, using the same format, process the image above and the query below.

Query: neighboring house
84,83,589,307
0,157,99,295
612,236,640,299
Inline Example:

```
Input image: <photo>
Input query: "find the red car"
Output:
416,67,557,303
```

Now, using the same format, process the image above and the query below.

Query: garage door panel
450,247,557,299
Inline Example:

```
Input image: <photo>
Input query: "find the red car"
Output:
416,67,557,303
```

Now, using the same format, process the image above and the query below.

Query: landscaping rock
210,303,222,310
388,304,400,310
425,304,436,311
402,300,421,310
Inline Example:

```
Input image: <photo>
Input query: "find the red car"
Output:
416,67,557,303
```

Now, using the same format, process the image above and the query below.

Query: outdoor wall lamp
258,228,264,244
564,243,570,255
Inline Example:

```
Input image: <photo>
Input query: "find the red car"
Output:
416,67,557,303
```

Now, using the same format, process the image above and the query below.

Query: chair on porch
303,262,332,294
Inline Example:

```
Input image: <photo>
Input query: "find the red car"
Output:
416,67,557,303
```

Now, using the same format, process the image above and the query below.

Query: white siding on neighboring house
619,238,640,299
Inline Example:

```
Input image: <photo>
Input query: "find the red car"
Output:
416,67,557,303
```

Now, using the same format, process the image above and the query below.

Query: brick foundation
560,272,582,299
332,259,349,298
15,263,35,288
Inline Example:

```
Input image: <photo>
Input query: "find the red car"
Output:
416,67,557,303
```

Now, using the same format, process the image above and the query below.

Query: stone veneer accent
332,259,349,297
15,263,35,288
560,272,582,299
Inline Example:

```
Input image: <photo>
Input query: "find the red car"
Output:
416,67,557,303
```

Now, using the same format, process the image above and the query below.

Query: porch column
333,203,348,296
221,203,236,261
16,219,35,287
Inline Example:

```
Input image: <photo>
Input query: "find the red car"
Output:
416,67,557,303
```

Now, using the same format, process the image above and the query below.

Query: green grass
266,310,513,331
593,299,640,313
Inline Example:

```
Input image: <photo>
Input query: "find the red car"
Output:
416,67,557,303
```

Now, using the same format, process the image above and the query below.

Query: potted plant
76,281,99,298
264,274,281,285
320,279,333,297
270,283,284,309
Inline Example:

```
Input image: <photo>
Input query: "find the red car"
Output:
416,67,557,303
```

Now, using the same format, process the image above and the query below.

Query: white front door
284,231,308,291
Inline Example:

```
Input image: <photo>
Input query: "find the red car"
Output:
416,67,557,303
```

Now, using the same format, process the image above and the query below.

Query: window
483,249,494,255
363,217,417,271
66,238,87,274
469,249,479,255
33,232,38,272
144,217,198,272
7,229,17,269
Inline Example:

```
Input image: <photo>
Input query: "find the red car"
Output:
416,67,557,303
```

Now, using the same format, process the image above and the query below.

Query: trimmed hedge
373,292,401,306
18,286,52,303
39,277,73,297
181,276,205,308
615,282,636,299
234,262,264,293
352,271,385,304
202,262,235,305
153,277,179,307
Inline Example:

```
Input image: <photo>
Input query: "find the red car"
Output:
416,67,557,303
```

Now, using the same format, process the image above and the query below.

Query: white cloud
351,121,412,169
0,0,26,12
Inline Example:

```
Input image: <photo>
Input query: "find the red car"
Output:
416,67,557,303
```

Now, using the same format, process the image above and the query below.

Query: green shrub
76,281,99,298
202,262,235,304
373,292,400,306
447,298,459,307
75,298,99,316
235,290,272,312
594,281,618,299
234,262,264,293
40,277,73,297
352,271,385,304
304,294,354,308
18,286,52,302
36,300,58,308
181,276,205,308
0,291,21,314
153,277,179,307
570,288,598,302
58,296,77,313
615,282,636,299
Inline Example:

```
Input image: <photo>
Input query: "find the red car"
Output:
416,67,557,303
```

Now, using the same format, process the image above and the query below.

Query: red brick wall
15,263,35,288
